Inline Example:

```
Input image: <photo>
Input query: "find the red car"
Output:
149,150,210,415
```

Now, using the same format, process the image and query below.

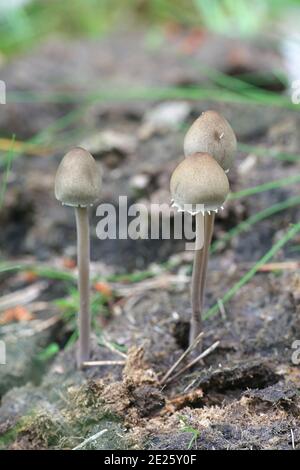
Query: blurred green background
0,0,299,57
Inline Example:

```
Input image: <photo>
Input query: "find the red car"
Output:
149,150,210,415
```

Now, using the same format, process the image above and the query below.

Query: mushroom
55,147,102,368
183,110,237,171
170,153,229,345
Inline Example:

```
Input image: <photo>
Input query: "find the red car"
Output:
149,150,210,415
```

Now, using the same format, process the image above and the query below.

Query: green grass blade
204,221,300,320
238,143,300,163
0,262,76,281
212,195,300,253
0,135,16,209
229,174,300,200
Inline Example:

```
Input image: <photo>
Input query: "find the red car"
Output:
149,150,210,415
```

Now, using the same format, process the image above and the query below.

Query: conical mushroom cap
184,110,237,171
55,147,102,207
170,153,229,214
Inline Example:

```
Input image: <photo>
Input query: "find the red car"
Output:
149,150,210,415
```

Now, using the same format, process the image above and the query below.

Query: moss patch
2,374,134,450
0,424,20,449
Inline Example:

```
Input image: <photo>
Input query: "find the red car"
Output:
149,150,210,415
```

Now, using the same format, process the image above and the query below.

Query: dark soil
0,31,299,450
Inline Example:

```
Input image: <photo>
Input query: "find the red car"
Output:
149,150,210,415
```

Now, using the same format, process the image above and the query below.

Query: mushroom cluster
54,111,235,369
170,110,236,346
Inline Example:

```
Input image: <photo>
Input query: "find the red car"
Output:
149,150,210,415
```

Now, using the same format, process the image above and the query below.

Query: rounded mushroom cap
55,147,102,207
183,110,237,171
170,153,229,214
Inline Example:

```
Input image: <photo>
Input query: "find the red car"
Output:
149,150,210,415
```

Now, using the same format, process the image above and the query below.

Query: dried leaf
94,281,113,298
62,257,76,269
0,306,34,325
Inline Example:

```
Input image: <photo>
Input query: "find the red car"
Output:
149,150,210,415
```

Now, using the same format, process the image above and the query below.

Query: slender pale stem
189,212,215,346
75,206,90,367
190,213,204,345
199,213,215,308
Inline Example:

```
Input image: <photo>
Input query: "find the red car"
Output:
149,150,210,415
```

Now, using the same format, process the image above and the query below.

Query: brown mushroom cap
170,153,229,214
183,110,237,171
55,147,102,207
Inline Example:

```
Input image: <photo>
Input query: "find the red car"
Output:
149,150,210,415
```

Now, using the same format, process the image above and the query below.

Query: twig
164,340,220,385
33,315,60,333
29,301,53,313
160,332,204,385
0,316,60,336
291,429,295,450
0,281,48,311
81,360,125,368
114,273,189,297
72,429,108,450
257,261,300,272
0,137,51,156
101,335,127,359
183,378,197,393
217,299,227,320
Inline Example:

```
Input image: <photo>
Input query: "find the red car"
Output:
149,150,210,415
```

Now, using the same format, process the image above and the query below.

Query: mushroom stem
75,206,91,367
189,212,215,346
199,212,215,308
190,213,204,345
